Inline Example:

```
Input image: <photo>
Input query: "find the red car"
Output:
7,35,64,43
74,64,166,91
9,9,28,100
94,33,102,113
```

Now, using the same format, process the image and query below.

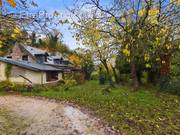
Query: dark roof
0,57,63,72
22,45,48,56
45,63,74,69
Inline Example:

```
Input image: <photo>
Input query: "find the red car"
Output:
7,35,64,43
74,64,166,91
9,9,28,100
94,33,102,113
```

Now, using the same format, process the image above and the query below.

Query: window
36,55,46,63
63,61,69,65
7,56,12,59
54,59,61,64
46,71,58,82
22,55,28,61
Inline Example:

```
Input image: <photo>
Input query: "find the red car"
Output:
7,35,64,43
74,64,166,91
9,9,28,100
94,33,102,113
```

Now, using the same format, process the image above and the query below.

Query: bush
164,80,180,95
62,80,77,91
0,81,34,92
57,80,65,85
159,76,180,95
64,80,77,87
74,72,85,84
91,71,99,80
0,81,13,92
159,75,170,90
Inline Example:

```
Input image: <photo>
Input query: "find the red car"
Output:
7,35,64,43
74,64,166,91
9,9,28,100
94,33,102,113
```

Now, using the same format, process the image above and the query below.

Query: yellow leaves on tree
138,7,159,25
148,8,159,17
145,63,151,68
138,9,145,16
109,16,116,23
144,53,150,61
13,27,21,34
69,54,81,67
7,0,16,7
121,17,126,23
128,9,134,14
11,27,22,39
171,0,180,4
0,0,16,7
166,44,171,50
150,19,159,25
177,0,180,4
139,8,159,18
122,49,130,57
112,25,117,33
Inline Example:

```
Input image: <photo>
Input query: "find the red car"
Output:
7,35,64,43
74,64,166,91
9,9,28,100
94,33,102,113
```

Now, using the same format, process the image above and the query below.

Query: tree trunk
160,54,171,77
137,70,142,85
131,60,139,91
110,64,119,84
101,60,114,86
159,53,171,90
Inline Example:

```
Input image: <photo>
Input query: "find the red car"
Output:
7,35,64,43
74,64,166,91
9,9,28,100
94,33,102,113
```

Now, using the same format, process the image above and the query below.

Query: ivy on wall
5,64,12,80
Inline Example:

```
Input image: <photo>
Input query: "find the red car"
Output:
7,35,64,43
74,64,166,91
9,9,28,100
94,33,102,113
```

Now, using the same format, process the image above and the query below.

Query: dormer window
7,56,12,59
48,58,53,61
22,55,28,61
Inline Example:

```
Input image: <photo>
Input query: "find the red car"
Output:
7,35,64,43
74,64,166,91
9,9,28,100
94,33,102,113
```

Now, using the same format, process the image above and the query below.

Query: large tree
72,16,118,85
70,0,180,90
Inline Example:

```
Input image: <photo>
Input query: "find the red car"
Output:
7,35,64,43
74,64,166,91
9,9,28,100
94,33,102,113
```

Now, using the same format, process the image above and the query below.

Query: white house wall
0,61,63,84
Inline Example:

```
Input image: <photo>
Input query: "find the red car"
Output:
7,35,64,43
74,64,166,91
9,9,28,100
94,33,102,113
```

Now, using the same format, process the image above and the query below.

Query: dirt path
0,95,117,135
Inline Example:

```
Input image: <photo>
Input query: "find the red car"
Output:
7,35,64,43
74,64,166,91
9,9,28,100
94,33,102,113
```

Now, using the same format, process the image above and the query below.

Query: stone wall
9,44,35,62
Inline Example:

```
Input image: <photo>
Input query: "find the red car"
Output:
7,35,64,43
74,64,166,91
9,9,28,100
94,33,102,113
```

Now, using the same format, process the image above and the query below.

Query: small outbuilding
0,57,63,85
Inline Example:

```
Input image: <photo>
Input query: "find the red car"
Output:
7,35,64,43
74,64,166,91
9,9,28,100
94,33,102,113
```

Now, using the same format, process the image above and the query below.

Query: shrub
64,80,77,87
57,80,65,85
91,71,99,80
164,80,180,95
159,75,170,90
63,80,77,91
159,76,180,95
0,81,13,92
74,72,85,84
0,81,33,92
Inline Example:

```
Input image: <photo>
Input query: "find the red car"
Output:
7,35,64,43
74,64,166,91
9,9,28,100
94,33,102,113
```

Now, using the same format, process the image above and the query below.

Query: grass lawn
0,92,6,96
22,81,179,134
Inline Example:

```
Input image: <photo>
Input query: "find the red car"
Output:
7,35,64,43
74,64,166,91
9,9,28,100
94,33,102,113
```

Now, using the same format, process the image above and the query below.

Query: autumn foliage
0,0,16,7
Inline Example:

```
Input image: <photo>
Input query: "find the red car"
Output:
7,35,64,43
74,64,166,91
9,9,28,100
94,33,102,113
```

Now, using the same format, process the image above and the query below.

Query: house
0,57,63,84
7,44,49,63
47,55,70,65
0,44,72,85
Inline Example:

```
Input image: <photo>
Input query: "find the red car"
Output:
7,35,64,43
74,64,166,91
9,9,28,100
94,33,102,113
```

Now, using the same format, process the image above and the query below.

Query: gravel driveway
0,95,117,135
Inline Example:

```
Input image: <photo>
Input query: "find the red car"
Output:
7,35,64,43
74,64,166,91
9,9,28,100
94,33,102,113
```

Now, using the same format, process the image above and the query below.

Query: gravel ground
0,95,118,135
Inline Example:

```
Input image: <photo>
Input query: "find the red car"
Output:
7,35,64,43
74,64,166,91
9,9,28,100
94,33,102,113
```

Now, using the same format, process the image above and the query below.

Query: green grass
0,91,6,96
21,81,180,134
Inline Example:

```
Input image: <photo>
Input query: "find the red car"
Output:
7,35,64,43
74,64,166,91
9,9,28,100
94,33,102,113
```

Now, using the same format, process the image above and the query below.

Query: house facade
0,44,72,85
